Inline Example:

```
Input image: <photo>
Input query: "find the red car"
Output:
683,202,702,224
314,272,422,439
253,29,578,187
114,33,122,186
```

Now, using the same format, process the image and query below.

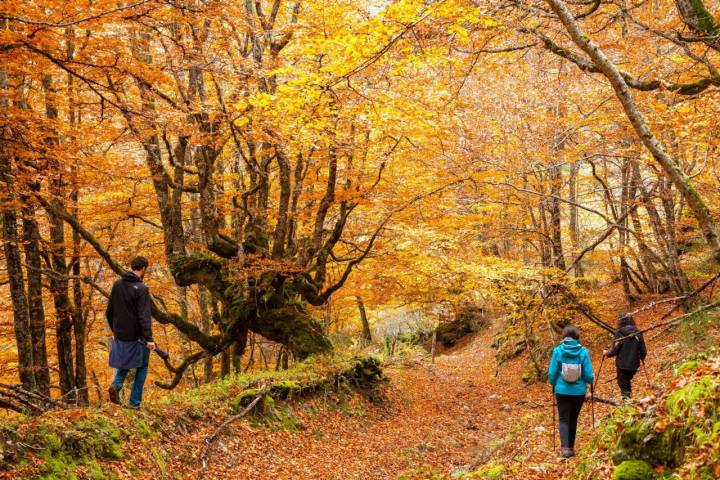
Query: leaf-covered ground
3,305,687,480
135,328,660,479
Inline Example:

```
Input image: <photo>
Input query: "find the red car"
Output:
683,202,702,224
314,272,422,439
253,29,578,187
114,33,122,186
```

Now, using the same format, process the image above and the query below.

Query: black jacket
607,325,647,370
106,272,153,342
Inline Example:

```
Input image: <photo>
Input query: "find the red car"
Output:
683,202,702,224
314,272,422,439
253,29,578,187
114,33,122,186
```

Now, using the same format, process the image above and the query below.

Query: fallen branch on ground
0,383,71,415
592,395,620,406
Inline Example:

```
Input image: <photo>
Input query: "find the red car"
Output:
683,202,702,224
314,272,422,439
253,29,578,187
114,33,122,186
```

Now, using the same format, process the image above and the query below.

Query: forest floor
2,293,691,480
151,313,675,480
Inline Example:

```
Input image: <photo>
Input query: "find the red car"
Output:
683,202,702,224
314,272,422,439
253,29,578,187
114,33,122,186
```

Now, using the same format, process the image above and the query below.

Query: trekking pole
590,384,596,430
589,353,605,431
594,353,605,393
641,359,652,389
551,386,557,451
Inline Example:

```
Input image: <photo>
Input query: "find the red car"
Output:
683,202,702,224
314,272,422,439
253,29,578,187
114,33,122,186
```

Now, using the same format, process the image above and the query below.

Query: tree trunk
198,288,214,383
324,301,332,335
568,161,584,277
638,180,693,300
548,164,566,270
47,202,77,399
629,162,663,292
220,349,231,378
72,225,88,405
1,207,36,391
356,296,372,343
618,160,638,302
21,203,50,395
231,342,242,374
547,0,720,263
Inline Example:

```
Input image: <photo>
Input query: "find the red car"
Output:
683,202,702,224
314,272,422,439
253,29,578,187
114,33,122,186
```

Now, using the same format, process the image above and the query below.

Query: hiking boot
108,385,120,405
123,403,140,410
561,448,574,458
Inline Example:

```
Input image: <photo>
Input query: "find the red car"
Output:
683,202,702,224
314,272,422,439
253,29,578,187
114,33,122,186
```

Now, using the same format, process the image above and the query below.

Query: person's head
619,313,636,327
130,256,149,279
561,325,580,341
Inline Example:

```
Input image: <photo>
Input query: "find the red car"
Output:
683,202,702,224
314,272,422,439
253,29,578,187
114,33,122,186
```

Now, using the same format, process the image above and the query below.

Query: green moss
18,413,124,479
86,459,117,480
4,354,385,477
170,251,224,288
273,379,301,397
151,447,168,475
463,464,505,479
134,419,153,439
689,0,717,34
612,460,657,480
666,375,717,417
231,388,263,412
265,404,303,432
41,431,63,453
69,416,123,460
677,360,700,374
613,417,686,468
395,466,445,480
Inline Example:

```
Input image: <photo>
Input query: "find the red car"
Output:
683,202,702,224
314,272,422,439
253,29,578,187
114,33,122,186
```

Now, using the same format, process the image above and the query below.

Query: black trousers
617,368,638,399
556,394,585,449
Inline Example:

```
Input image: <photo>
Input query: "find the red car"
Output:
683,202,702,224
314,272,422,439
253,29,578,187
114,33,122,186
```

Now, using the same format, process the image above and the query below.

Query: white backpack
561,362,582,383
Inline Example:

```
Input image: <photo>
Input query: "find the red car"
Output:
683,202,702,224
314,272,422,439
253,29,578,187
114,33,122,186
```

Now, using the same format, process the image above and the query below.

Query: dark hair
561,325,580,340
619,313,636,327
130,256,149,271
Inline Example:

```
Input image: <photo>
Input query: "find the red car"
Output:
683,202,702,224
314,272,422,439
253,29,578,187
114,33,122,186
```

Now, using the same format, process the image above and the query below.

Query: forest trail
171,327,627,480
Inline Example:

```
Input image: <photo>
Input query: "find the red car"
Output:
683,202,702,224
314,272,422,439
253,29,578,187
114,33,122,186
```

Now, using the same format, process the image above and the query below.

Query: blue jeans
112,346,150,406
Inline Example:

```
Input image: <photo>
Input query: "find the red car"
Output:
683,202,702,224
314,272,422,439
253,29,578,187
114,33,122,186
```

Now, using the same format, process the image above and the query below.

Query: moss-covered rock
612,460,656,480
231,388,265,412
612,418,686,468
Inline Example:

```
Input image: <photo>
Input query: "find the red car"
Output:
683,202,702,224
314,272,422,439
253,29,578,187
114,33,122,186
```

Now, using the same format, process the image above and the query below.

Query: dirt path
179,329,608,480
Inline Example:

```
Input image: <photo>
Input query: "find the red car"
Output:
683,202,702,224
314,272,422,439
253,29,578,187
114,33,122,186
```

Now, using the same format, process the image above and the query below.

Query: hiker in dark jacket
604,313,647,399
106,256,155,408
548,325,594,458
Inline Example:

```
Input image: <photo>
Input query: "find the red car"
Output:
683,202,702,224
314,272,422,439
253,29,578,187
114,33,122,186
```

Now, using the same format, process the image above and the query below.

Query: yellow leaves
248,92,273,109
447,24,470,43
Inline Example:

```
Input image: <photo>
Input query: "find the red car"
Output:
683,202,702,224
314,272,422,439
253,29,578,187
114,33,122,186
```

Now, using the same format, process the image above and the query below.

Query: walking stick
552,386,557,451
641,359,652,389
590,353,605,431
594,354,606,392
590,384,596,430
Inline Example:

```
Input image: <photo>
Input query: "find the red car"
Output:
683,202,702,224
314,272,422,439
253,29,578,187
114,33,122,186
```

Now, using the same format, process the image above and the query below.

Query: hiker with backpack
603,313,647,399
548,325,595,458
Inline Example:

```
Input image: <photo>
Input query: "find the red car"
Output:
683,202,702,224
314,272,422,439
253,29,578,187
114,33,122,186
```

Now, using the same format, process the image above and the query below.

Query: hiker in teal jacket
548,325,594,458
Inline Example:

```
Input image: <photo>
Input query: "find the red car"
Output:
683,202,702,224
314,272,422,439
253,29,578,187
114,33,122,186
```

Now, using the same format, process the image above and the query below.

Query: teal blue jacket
548,338,594,396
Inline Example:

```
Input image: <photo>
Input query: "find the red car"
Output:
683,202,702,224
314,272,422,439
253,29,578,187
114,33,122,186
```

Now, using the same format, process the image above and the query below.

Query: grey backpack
561,362,582,383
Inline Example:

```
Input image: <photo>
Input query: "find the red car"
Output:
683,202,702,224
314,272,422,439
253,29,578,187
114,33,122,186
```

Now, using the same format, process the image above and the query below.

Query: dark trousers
617,368,637,399
556,393,585,449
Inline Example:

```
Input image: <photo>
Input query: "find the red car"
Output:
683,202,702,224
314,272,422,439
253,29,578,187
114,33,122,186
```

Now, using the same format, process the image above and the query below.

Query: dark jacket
106,272,153,342
607,325,646,370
